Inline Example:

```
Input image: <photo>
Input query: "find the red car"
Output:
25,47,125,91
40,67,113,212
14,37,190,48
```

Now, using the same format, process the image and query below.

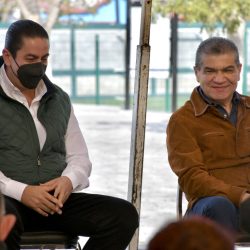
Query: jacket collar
190,87,210,116
240,95,250,109
190,86,250,116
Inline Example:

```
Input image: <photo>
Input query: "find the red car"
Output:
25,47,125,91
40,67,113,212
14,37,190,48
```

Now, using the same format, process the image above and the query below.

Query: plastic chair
20,230,81,249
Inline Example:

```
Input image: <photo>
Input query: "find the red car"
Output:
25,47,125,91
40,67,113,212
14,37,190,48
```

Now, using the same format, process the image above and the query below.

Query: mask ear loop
9,56,20,79
12,56,20,68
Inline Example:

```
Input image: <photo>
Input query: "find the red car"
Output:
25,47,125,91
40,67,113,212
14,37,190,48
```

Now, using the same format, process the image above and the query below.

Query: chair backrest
20,230,80,249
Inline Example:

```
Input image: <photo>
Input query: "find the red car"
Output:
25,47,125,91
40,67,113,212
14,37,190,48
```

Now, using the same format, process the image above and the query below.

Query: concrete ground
73,104,178,250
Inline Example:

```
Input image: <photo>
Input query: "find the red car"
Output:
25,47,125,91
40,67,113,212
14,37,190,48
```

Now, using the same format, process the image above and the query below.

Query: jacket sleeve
166,114,245,207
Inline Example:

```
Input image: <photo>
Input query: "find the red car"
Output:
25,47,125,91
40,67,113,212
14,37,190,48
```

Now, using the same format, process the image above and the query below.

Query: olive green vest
0,76,71,185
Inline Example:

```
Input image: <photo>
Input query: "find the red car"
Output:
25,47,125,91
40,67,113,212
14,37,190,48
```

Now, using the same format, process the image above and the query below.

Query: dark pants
5,193,139,250
186,196,239,232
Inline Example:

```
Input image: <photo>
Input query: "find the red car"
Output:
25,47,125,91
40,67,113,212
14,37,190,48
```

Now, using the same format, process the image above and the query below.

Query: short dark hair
5,19,49,58
195,37,240,68
147,216,234,250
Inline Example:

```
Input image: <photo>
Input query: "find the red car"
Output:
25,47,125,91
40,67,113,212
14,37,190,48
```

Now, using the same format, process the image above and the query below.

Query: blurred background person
147,216,234,250
0,192,16,250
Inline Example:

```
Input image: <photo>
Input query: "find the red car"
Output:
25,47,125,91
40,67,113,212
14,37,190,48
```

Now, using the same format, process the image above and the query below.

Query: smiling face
194,52,242,108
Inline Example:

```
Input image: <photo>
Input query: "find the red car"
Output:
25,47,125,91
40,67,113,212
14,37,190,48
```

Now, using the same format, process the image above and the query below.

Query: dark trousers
5,193,139,250
186,196,239,232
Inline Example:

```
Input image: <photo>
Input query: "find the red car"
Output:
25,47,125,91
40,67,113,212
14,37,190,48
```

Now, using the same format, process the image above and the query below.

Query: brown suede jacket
167,87,250,209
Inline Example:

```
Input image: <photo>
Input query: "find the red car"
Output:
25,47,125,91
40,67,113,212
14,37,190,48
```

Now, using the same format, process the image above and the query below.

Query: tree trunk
1,0,15,23
16,0,39,22
227,21,245,59
45,0,63,33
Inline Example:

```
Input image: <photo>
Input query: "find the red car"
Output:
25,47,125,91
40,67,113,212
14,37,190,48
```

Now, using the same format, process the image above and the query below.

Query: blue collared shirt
197,86,240,126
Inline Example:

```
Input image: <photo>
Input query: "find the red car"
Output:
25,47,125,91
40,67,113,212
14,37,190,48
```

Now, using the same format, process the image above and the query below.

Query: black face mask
15,62,47,89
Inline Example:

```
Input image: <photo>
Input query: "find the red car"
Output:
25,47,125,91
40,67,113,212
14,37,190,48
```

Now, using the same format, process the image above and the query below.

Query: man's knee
190,196,235,215
115,199,139,232
188,196,238,231
204,196,236,217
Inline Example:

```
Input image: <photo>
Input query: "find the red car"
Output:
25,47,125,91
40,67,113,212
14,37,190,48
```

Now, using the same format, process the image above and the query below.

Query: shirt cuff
2,180,27,201
62,172,89,191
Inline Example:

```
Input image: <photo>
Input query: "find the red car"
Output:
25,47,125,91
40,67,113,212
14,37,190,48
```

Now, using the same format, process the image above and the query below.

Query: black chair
177,185,183,219
20,230,81,249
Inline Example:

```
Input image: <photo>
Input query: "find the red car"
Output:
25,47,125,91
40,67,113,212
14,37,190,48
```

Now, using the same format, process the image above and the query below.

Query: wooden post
128,1,152,250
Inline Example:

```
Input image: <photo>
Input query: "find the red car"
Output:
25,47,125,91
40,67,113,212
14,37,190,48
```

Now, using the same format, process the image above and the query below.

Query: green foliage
152,0,250,34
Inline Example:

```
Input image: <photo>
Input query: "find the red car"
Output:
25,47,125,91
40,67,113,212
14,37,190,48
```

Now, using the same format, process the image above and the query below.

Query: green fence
0,22,249,112
50,24,126,104
154,22,250,112
50,22,250,112
50,24,175,111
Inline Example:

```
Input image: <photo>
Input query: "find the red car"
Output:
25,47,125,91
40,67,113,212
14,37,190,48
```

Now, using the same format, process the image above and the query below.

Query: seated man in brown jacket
167,36,250,233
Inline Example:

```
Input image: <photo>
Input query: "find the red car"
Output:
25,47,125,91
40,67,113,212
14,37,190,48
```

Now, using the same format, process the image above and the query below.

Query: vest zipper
37,155,41,182
37,156,41,167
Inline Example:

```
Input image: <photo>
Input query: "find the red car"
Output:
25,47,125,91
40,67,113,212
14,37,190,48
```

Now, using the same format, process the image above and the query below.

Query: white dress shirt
0,65,92,201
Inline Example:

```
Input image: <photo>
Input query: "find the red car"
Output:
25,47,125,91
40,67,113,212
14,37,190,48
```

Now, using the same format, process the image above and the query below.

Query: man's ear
0,214,16,241
2,49,12,66
194,66,200,83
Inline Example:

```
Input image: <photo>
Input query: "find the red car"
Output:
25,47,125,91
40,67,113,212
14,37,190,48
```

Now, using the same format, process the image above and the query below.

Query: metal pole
70,25,76,99
170,13,178,112
125,0,131,109
95,34,100,104
128,1,152,250
243,22,248,95
115,0,120,24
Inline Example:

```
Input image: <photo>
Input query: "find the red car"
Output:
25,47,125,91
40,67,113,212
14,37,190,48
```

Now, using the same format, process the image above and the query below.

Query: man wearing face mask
11,58,47,89
0,19,138,250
